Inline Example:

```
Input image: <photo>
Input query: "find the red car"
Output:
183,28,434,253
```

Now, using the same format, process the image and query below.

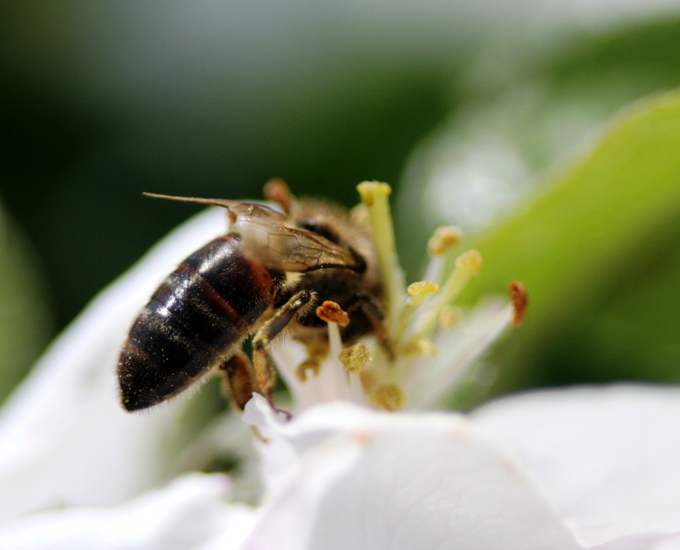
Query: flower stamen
393,281,440,340
407,281,440,303
316,300,350,327
339,343,372,374
413,249,482,338
509,281,528,326
438,305,462,329
400,337,436,357
370,384,406,411
356,181,406,335
427,225,463,257
279,183,523,413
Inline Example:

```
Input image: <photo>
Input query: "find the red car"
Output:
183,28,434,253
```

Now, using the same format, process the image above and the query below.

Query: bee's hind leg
218,350,258,413
252,290,315,416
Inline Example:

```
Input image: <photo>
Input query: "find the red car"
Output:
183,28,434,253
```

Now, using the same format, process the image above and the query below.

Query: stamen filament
394,281,439,341
347,371,366,404
413,250,482,338
404,303,514,408
320,322,350,401
356,182,406,335
423,226,464,285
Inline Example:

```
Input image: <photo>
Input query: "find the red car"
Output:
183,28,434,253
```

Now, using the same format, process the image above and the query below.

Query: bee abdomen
118,235,276,411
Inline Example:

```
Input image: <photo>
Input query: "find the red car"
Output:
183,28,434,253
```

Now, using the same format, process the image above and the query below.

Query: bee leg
218,350,258,413
252,290,315,412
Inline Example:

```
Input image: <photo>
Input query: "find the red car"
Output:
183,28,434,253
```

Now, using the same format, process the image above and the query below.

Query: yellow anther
339,343,372,374
412,249,483,338
428,226,463,256
438,305,461,329
372,384,406,411
407,280,439,297
356,181,392,207
400,338,436,357
456,249,483,275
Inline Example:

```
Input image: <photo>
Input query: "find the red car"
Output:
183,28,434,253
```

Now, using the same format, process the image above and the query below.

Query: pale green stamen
427,225,463,257
413,249,482,338
356,182,406,336
394,281,439,341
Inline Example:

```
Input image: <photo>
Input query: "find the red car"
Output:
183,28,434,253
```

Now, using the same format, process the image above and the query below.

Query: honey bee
118,180,385,413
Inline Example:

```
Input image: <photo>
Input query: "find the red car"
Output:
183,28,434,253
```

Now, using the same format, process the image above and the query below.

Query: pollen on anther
373,384,405,411
407,281,439,297
316,300,350,327
438,305,461,329
400,338,436,357
428,226,463,256
456,249,483,275
356,181,392,207
509,281,528,326
339,343,372,374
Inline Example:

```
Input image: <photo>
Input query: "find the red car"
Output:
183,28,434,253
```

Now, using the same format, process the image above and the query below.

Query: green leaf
0,208,52,403
462,90,680,393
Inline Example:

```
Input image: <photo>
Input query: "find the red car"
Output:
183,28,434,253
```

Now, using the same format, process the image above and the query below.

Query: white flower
0,183,678,549
236,386,680,549
0,473,255,550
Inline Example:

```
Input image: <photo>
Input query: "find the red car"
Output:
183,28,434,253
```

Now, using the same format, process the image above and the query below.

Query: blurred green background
3,1,680,405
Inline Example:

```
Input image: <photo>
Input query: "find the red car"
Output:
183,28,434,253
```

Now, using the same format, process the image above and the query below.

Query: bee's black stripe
146,266,248,351
118,235,277,411
182,236,275,324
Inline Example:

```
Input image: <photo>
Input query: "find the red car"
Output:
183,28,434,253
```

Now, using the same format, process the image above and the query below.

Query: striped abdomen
118,235,277,411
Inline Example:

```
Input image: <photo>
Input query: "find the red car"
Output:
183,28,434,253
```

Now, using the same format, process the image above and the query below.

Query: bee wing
235,216,362,272
143,192,360,271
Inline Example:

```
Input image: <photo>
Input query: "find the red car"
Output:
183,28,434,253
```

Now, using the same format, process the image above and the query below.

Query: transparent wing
234,216,362,272
143,192,360,272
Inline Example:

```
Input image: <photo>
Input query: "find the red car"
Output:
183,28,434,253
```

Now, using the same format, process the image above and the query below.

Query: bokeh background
3,0,680,406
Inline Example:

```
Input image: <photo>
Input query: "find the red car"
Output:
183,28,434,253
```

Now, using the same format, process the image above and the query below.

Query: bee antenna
143,192,237,210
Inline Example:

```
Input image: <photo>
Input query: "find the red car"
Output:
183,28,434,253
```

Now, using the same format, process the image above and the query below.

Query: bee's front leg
252,290,316,413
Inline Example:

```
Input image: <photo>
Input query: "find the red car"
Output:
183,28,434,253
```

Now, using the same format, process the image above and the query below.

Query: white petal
403,299,512,409
590,532,680,550
0,473,255,550
242,394,379,498
0,208,228,523
242,399,582,550
472,385,680,547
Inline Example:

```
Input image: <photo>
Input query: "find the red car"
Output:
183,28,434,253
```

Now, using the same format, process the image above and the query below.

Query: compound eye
298,219,340,244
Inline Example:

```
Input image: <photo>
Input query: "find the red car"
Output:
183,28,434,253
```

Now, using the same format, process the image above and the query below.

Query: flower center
275,182,525,413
